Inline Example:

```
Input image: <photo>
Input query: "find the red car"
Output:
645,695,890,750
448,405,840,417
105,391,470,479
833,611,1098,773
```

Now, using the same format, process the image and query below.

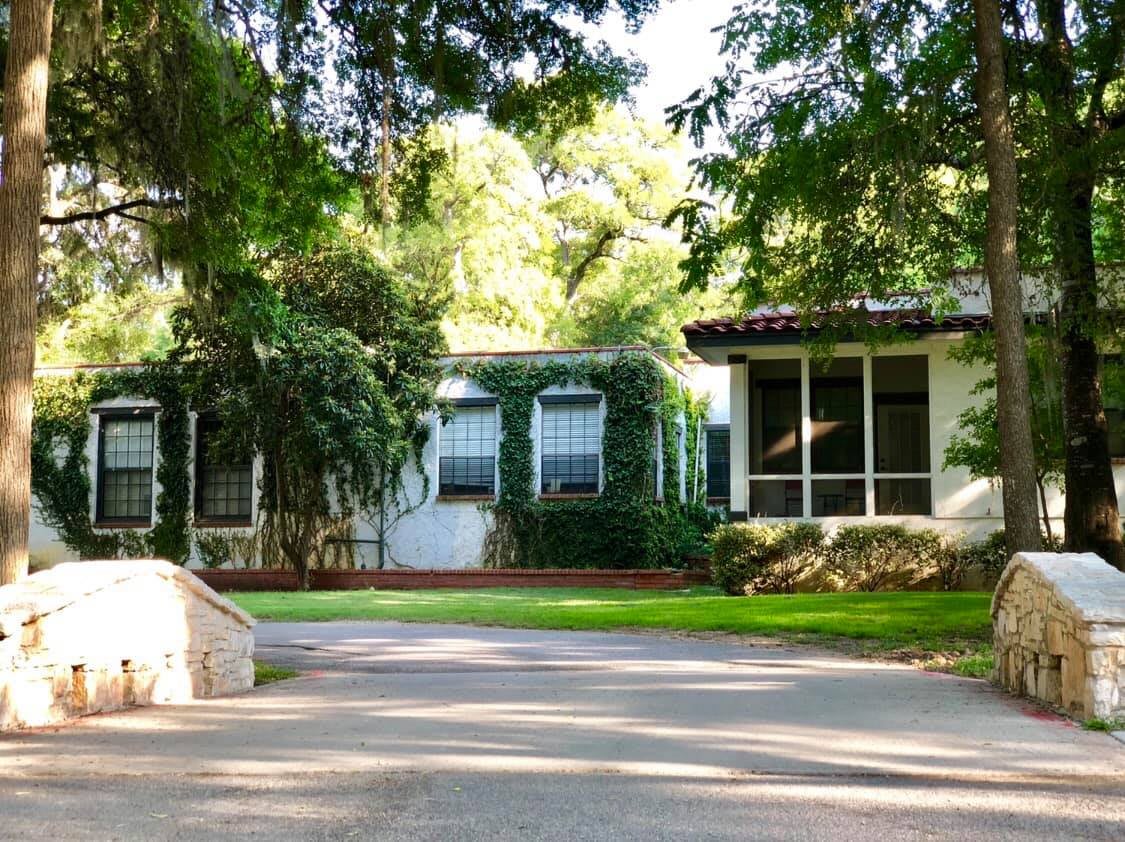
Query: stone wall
1,560,255,732
992,552,1125,720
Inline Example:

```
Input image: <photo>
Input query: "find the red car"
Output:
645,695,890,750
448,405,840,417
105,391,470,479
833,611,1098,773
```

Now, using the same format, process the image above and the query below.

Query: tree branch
566,227,623,301
40,198,182,226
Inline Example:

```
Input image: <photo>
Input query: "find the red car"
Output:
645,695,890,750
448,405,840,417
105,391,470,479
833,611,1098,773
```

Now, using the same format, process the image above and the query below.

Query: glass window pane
812,478,866,516
195,414,254,520
873,355,930,473
750,359,802,475
98,415,154,521
541,400,600,494
876,478,932,515
749,479,802,518
706,428,731,498
811,358,863,474
439,405,497,496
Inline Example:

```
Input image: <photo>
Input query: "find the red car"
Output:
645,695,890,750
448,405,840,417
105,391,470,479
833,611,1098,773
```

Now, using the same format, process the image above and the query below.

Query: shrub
956,529,1064,585
824,524,944,592
194,529,259,569
710,524,778,594
769,522,826,594
709,522,825,595
934,534,974,591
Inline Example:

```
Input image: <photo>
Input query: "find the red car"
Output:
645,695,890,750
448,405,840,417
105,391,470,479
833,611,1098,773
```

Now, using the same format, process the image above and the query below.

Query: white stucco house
26,277,1124,570
29,347,698,571
682,279,1124,540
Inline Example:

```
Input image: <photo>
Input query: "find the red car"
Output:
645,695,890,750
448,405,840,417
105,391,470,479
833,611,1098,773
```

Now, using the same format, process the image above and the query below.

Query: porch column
863,354,875,515
800,355,812,519
728,355,749,520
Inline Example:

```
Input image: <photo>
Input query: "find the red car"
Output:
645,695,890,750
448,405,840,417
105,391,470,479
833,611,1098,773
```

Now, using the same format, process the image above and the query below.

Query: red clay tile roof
682,309,993,339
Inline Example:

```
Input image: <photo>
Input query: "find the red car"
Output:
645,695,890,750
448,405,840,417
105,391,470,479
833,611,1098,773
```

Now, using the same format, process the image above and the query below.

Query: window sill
194,519,253,529
93,521,151,530
435,494,496,502
538,493,599,501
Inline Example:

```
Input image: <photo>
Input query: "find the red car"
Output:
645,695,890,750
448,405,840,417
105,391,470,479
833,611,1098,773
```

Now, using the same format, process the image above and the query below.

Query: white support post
728,357,749,518
863,354,875,516
800,355,812,519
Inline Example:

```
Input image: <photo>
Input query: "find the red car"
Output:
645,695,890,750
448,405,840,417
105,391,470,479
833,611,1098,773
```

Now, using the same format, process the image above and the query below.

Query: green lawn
231,587,992,653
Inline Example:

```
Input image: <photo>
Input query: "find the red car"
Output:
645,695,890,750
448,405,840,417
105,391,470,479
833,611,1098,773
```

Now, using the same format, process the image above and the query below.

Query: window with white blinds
439,404,497,496
540,397,601,494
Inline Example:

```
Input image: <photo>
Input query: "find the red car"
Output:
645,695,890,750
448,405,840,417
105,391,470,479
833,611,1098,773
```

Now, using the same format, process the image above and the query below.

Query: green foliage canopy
668,0,1125,324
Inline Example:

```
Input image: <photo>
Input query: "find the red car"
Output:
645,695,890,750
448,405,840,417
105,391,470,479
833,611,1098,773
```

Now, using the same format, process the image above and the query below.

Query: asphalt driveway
2,622,1123,840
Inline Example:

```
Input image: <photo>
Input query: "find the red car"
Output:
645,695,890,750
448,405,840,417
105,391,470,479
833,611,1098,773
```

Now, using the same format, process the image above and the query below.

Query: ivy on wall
31,366,192,564
29,352,716,571
459,352,714,569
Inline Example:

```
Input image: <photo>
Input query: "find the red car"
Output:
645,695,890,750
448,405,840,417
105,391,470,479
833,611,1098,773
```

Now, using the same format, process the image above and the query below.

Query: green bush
710,524,777,594
770,522,826,594
823,524,945,592
194,529,259,569
709,522,825,595
956,529,1064,585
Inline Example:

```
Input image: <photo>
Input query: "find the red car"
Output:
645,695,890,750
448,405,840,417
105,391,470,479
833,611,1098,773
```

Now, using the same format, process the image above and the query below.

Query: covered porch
683,310,993,524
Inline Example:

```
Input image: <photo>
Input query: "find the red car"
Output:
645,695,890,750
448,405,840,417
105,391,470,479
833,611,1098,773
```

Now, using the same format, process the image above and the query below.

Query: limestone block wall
992,552,1125,720
1,560,255,732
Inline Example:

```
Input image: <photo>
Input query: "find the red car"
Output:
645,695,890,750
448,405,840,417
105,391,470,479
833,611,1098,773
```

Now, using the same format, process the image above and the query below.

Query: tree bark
0,0,55,586
1032,0,1125,568
1055,174,1123,568
972,0,1043,558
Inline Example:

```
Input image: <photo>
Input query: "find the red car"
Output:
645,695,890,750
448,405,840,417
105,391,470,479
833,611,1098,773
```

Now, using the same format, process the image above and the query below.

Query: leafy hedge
711,522,1034,594
710,522,824,594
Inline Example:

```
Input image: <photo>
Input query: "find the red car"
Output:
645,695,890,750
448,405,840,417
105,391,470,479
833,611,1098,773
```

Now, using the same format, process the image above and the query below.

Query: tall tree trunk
1056,174,1123,568
0,0,55,586
1033,0,1124,568
972,0,1043,558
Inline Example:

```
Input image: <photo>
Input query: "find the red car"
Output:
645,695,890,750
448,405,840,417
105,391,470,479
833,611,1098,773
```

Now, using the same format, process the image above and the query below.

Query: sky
573,0,739,141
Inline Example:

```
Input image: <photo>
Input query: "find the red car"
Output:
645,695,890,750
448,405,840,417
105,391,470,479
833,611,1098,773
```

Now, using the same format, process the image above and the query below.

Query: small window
97,414,154,524
541,396,601,495
439,403,497,496
195,414,253,523
706,427,730,499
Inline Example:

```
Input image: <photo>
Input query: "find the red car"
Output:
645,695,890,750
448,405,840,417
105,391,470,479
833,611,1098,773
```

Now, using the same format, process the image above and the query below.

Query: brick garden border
195,568,712,592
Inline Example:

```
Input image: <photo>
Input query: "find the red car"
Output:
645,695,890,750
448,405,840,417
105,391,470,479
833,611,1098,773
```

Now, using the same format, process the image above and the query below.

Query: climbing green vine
458,352,715,569
31,365,192,564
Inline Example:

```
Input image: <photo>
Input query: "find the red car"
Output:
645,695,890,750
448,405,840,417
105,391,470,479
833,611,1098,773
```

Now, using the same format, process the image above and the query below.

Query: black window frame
194,413,254,525
705,425,731,500
438,398,498,498
95,410,155,526
539,394,602,496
